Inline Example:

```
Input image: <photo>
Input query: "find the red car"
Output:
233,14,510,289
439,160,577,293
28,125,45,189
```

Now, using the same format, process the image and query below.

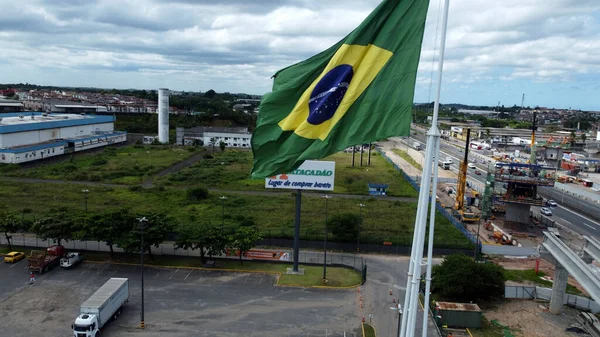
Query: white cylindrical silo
158,88,170,144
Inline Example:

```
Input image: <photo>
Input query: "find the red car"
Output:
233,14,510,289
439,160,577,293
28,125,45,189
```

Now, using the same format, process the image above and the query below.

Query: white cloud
0,0,599,108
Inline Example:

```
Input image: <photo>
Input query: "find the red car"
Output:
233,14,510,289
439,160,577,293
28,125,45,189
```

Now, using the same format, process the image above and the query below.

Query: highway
405,125,600,238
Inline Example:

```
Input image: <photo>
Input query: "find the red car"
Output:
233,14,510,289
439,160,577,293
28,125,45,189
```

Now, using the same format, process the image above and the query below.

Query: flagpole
401,0,450,336
422,136,441,337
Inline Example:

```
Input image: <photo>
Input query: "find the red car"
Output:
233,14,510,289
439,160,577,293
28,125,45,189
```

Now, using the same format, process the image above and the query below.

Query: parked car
540,207,553,216
475,170,481,175
547,200,558,207
61,252,82,269
468,163,476,169
4,251,25,263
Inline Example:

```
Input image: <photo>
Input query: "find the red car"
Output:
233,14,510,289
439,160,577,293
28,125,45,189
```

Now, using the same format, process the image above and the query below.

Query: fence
377,148,481,252
0,233,367,271
504,285,600,313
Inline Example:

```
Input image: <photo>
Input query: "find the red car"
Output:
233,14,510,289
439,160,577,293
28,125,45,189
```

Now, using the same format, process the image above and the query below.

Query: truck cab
72,314,99,337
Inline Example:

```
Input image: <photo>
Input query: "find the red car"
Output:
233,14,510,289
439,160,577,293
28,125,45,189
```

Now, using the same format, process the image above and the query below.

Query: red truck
27,245,66,274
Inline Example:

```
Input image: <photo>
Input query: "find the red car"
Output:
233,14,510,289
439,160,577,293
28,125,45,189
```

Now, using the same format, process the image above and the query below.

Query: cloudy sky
1,0,599,110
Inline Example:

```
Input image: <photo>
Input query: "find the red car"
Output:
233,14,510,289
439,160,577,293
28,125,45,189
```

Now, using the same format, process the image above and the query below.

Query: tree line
0,206,365,264
0,208,262,265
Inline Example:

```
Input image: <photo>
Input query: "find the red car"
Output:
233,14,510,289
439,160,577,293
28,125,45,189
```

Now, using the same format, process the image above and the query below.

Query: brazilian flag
251,0,430,178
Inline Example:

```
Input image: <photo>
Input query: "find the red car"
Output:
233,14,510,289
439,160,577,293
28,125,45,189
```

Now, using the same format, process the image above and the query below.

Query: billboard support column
293,189,301,272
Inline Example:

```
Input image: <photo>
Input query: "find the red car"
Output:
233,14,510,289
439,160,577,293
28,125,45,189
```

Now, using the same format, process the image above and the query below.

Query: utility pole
322,195,331,284
81,189,89,213
357,203,365,252
136,217,148,329
219,196,227,230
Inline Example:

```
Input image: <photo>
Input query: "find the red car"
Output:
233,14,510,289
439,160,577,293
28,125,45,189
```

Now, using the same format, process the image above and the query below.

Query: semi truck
72,278,129,337
27,245,66,274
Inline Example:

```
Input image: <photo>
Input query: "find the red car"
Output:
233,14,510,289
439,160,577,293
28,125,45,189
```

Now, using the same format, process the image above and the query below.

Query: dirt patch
494,257,589,295
482,300,581,337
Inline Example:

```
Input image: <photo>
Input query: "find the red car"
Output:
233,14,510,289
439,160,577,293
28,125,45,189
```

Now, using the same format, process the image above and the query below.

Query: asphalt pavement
0,260,360,337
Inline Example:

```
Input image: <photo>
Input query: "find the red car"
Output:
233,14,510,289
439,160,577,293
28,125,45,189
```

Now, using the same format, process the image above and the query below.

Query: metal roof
0,113,114,134
65,131,126,143
81,278,128,309
436,302,482,312
0,141,66,153
368,183,389,189
0,102,23,107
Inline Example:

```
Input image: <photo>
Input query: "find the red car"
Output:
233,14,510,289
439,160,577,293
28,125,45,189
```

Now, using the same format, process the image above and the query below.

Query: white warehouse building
0,112,126,164
176,126,251,148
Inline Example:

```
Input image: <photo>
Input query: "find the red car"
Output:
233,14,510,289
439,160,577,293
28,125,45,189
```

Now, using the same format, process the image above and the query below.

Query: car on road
4,251,25,263
547,200,558,207
468,163,476,169
540,207,553,216
475,170,481,175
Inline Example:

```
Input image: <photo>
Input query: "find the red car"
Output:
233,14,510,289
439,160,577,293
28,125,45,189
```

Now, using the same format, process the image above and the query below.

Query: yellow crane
454,128,480,223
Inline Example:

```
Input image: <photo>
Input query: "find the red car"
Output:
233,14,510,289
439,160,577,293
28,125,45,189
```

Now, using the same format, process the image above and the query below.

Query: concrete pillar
549,264,569,314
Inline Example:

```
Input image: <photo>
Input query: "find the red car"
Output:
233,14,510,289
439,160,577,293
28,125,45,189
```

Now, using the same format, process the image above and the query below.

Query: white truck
61,252,82,268
438,161,451,170
412,141,422,150
72,278,129,337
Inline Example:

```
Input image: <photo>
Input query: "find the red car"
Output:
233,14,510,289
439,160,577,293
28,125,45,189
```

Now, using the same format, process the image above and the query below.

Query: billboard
265,160,335,191
226,249,290,261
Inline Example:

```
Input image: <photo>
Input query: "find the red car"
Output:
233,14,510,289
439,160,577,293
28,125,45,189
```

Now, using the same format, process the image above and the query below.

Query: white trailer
72,278,129,337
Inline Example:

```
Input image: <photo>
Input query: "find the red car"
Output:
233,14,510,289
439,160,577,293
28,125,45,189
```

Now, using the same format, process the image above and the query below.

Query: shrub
203,154,213,159
187,187,209,201
91,157,108,165
432,254,505,302
327,213,361,242
129,185,143,192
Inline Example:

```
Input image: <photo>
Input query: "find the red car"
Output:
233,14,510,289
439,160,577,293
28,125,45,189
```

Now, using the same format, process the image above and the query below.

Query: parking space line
244,274,250,283
184,270,192,280
169,268,179,280
154,271,161,278
584,223,596,230
258,273,264,285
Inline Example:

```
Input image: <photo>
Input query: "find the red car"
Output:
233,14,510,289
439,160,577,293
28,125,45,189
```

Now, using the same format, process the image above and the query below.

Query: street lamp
81,189,89,213
219,196,227,230
357,203,365,252
136,216,148,329
322,195,332,283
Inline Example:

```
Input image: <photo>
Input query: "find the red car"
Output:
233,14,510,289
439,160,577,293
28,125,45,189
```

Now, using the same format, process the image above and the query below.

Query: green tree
432,254,505,302
30,209,77,246
581,133,587,142
219,141,226,152
86,208,133,258
230,226,262,265
204,89,217,99
116,213,174,259
187,187,209,202
175,222,228,263
0,211,23,250
209,137,217,153
570,131,577,147
327,213,361,242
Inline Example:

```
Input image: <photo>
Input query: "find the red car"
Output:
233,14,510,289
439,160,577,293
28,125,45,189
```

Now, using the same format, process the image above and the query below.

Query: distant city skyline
1,0,599,111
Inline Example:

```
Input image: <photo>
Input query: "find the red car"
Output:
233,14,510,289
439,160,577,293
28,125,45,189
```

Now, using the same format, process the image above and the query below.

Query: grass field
0,180,471,248
157,149,418,198
392,149,422,170
4,145,203,185
363,323,376,337
503,269,582,295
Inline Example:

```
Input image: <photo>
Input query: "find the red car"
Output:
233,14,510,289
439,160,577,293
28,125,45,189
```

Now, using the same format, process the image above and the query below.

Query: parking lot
0,259,360,337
